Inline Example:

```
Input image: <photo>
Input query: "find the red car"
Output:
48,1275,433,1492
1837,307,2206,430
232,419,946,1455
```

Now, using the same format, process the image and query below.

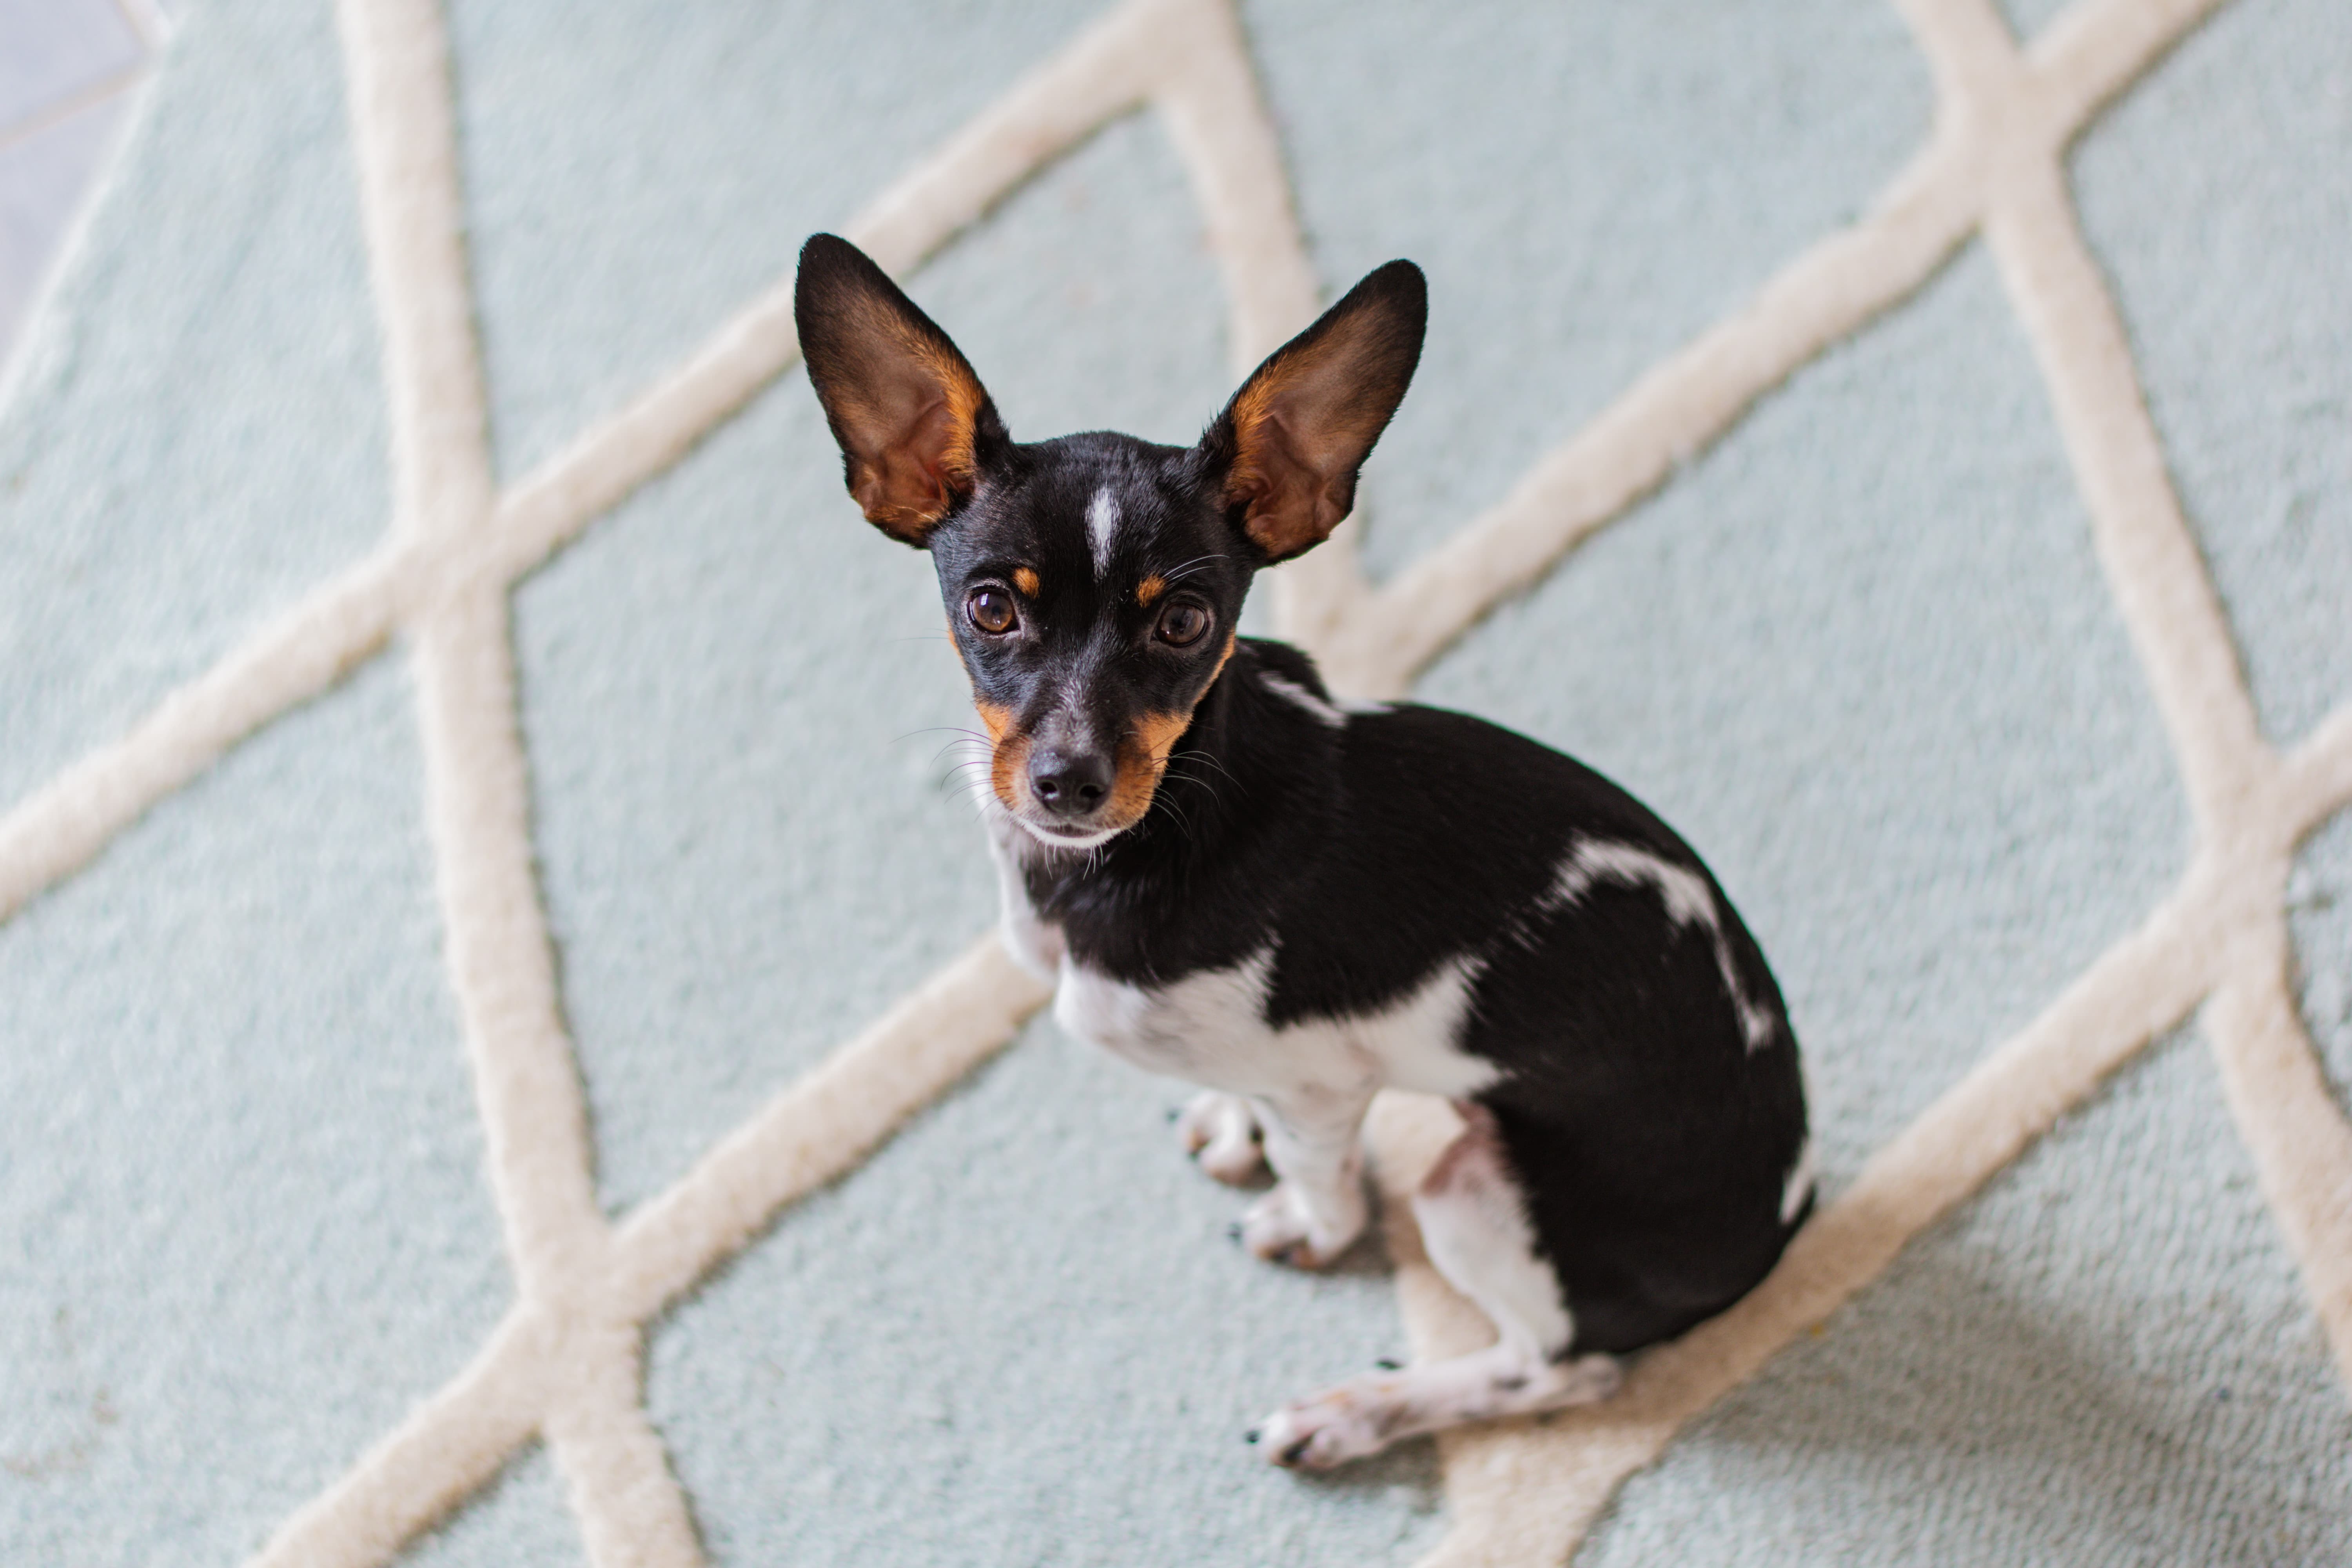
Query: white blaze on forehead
1086,486,1119,577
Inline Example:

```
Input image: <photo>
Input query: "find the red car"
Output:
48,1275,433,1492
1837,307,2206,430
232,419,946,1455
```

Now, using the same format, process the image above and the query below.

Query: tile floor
0,0,169,371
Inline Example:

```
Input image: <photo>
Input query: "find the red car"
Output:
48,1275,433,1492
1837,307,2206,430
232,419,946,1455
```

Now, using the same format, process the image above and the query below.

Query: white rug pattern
0,0,2347,1563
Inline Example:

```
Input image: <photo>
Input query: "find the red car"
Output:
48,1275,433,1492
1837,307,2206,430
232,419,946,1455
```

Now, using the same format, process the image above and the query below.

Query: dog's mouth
1015,817,1127,850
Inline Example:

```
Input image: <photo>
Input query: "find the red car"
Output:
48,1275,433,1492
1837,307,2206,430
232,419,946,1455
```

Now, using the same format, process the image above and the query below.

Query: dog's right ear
794,234,1007,546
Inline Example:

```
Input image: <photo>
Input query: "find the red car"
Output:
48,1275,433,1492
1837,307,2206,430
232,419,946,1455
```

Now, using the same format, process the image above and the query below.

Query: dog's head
794,234,1424,849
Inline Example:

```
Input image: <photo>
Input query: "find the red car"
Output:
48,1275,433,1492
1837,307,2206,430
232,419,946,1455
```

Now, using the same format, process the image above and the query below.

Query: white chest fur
1053,947,1499,1102
985,804,1499,1103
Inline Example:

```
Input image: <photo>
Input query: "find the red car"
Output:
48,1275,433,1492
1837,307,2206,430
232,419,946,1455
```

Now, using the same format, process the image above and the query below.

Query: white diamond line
0,0,2335,1564
336,0,699,1558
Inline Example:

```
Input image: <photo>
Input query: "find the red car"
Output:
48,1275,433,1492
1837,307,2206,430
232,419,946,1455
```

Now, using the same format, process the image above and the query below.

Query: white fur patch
1416,1105,1576,1359
1056,949,1486,1267
1174,1089,1265,1184
1780,1134,1817,1225
1014,819,1118,851
1545,838,1779,1050
983,809,1067,980
1086,487,1119,577
1052,949,1500,1102
1259,672,1346,729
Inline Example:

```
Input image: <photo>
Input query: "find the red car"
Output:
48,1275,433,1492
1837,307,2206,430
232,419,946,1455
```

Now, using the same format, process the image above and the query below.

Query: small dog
793,233,1811,1469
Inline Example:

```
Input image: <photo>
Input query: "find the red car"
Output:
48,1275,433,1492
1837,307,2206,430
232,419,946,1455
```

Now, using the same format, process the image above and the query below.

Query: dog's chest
1050,948,1500,1102
1053,953,1290,1090
989,810,1500,1101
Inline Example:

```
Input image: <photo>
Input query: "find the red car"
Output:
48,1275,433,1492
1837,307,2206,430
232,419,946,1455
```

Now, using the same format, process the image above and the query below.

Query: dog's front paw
1176,1091,1265,1185
1251,1390,1388,1470
1236,1182,1364,1269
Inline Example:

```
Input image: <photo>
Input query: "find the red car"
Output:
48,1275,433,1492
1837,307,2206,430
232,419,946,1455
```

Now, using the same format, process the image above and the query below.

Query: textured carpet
3,0,2349,1564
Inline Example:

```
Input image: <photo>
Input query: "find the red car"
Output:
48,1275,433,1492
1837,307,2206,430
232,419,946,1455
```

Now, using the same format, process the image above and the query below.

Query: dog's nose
1028,748,1112,817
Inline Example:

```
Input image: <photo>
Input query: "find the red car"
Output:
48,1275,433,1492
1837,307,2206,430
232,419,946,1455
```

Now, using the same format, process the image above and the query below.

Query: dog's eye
967,588,1019,636
1156,601,1210,648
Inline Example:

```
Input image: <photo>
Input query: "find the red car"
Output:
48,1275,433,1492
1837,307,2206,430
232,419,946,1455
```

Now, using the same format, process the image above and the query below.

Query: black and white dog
793,234,1811,1469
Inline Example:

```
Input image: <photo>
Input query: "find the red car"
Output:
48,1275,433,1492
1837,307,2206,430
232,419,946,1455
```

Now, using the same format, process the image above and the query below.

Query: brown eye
1156,601,1210,648
967,587,1018,636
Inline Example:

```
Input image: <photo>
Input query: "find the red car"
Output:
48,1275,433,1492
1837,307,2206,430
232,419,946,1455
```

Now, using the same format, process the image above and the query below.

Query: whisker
1160,774,1219,823
1157,552,1234,587
946,784,1001,818
1169,748,1240,789
895,724,998,746
1156,795,1197,837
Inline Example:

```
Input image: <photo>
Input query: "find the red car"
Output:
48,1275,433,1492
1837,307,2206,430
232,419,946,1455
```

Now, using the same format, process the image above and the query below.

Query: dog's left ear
794,233,1007,546
1198,260,1426,564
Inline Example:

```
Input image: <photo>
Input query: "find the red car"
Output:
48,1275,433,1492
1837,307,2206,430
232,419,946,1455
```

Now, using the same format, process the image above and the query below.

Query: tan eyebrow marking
1012,566,1041,597
1135,574,1167,607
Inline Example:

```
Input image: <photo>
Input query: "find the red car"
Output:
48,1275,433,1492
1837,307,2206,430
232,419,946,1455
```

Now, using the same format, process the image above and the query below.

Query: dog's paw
1249,1354,1623,1471
1236,1182,1363,1269
1175,1091,1266,1185
1250,1390,1389,1470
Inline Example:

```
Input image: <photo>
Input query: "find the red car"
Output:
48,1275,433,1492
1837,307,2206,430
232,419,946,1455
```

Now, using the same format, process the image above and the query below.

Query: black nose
1028,748,1112,818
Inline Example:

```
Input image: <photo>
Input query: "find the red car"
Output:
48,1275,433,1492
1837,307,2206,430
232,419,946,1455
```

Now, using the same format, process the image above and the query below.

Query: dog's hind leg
1252,1101,1619,1469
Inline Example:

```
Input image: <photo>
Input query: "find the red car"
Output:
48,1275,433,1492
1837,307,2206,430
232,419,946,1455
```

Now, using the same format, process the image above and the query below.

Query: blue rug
3,1,2348,1563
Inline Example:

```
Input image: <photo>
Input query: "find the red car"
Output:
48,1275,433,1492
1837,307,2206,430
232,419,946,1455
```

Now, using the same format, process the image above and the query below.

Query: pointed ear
1198,260,1426,563
794,233,1007,546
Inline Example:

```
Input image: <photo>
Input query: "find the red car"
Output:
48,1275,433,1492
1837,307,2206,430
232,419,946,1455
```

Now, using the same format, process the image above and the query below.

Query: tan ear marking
795,234,1001,546
1219,378,1282,515
1013,567,1041,598
907,331,988,499
840,323,989,540
1209,260,1425,563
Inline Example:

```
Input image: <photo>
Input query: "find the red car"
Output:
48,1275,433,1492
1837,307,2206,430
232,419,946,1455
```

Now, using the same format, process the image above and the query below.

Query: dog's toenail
1227,1221,1243,1242
1165,1106,1180,1123
1244,1428,1260,1444
1374,1357,1401,1370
